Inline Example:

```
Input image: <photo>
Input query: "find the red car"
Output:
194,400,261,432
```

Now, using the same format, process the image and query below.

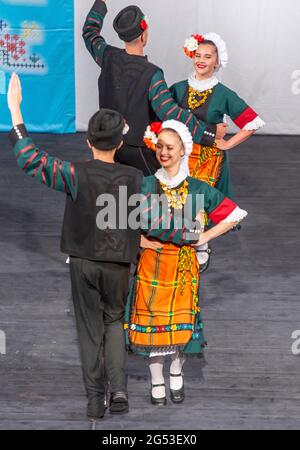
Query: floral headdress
143,122,162,151
144,120,193,176
183,32,228,69
183,34,205,58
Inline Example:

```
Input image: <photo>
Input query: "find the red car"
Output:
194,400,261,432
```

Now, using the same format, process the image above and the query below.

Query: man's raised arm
82,0,109,68
7,73,78,199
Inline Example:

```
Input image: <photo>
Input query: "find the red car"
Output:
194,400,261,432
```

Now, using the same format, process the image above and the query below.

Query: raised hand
8,72,22,112
7,73,24,126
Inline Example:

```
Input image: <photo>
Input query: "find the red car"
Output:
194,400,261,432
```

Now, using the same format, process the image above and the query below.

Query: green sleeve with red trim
82,0,108,67
195,179,238,224
225,88,258,129
12,137,78,199
149,70,217,147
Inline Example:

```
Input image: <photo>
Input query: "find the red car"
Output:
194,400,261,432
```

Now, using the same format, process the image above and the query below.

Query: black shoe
232,223,241,232
151,384,167,406
170,373,185,404
109,391,129,415
87,395,106,421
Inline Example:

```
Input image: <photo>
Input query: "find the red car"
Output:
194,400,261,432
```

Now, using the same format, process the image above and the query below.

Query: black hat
87,109,125,151
113,5,146,43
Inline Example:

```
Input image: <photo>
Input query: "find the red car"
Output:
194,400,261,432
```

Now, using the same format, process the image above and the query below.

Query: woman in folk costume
172,32,265,198
125,120,248,405
170,32,265,267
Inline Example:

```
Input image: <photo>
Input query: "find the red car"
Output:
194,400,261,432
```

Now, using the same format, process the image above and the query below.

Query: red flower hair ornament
183,34,204,58
143,122,162,151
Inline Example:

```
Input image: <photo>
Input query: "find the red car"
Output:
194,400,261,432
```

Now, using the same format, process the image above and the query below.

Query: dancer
170,33,265,268
125,120,248,405
7,73,145,420
83,0,228,175
171,32,265,199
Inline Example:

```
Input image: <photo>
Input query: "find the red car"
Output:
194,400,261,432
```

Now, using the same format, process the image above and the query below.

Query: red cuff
233,107,258,129
209,198,237,224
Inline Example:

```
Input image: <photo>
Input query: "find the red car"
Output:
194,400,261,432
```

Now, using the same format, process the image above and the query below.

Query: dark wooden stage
0,132,299,430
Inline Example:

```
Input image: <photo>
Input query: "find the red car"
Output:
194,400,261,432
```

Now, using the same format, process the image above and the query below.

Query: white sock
149,356,165,398
196,242,209,265
170,353,186,390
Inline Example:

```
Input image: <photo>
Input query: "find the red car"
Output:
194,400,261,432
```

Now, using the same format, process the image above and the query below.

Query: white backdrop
75,0,300,134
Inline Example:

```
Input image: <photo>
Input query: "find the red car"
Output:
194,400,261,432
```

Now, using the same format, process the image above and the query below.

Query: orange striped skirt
126,243,200,351
189,143,224,188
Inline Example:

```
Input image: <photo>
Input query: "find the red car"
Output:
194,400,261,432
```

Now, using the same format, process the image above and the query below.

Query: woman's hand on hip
140,235,163,250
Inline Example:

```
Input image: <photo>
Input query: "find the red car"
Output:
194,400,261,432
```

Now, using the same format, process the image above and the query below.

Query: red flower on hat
150,122,162,134
193,34,205,44
140,16,148,31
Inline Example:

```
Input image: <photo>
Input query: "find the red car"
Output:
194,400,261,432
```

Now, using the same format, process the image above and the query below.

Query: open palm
8,73,22,112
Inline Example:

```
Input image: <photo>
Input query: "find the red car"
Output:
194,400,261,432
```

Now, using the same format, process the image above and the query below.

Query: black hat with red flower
87,109,129,151
113,5,148,42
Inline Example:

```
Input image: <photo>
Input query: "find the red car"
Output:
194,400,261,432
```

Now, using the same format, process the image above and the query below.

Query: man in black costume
7,73,143,420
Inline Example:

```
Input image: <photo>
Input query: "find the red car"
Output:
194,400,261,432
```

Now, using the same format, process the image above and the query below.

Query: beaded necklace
160,179,189,212
188,86,212,110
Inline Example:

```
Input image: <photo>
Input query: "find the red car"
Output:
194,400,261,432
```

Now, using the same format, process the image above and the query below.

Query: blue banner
0,0,75,133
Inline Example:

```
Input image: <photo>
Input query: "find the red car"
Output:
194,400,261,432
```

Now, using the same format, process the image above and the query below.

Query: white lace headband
143,121,193,156
161,120,193,157
143,120,193,177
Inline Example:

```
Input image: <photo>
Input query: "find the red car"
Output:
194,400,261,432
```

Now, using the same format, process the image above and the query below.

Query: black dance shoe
151,383,167,406
87,396,106,421
170,373,185,404
109,391,129,415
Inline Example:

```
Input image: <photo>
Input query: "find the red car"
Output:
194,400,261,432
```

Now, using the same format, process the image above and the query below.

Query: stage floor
0,132,300,430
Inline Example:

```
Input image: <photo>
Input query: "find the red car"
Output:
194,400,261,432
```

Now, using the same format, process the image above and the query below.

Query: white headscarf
155,120,193,188
204,32,228,81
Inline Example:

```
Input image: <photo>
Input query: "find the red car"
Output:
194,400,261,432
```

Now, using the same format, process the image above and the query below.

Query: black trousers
115,143,160,176
69,257,130,400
